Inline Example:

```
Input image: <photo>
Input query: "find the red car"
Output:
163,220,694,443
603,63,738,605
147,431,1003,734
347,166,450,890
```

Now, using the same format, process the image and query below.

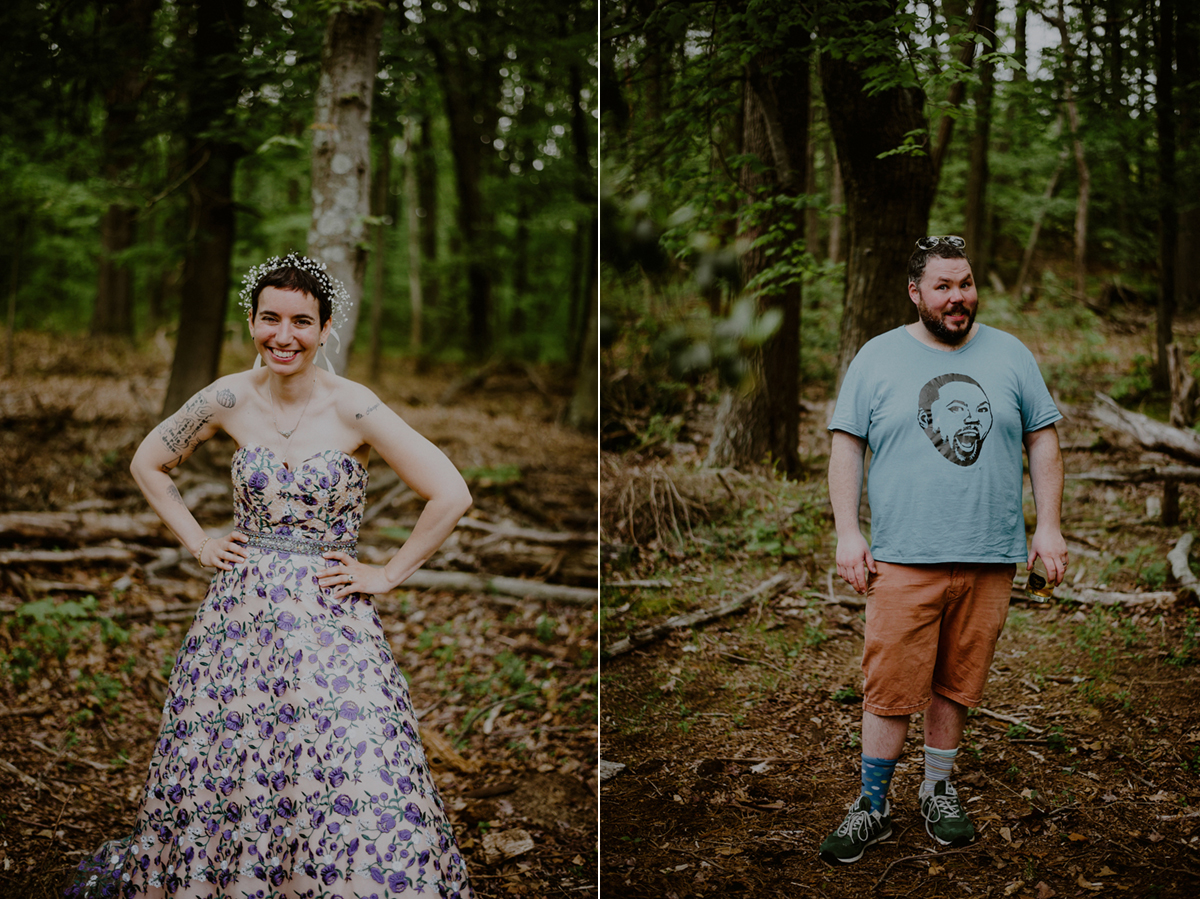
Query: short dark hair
918,372,984,419
908,244,972,287
250,266,332,326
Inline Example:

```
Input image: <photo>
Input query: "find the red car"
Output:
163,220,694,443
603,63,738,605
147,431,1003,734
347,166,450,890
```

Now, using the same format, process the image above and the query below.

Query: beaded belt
236,528,358,558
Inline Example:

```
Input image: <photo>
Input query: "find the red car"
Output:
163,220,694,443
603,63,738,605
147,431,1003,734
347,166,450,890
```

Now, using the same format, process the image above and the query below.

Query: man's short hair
908,243,972,287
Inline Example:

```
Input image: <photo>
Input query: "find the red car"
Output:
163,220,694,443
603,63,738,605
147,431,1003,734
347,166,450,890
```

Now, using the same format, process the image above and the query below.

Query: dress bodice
233,445,368,544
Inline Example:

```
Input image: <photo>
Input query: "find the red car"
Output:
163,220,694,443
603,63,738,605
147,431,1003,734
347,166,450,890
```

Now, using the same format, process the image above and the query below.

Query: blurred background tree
0,0,597,425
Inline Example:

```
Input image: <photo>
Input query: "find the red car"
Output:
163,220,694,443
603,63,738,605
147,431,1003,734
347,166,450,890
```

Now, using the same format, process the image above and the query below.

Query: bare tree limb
603,572,793,658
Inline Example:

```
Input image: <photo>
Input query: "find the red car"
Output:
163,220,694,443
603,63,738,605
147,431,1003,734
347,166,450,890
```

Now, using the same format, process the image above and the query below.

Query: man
818,236,1068,865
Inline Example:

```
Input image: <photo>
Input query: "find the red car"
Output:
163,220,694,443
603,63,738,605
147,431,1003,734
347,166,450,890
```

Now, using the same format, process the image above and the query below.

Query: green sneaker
818,795,892,864
919,780,975,846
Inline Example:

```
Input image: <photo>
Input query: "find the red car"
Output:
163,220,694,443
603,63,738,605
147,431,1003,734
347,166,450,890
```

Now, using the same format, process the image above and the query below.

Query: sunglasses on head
915,235,966,250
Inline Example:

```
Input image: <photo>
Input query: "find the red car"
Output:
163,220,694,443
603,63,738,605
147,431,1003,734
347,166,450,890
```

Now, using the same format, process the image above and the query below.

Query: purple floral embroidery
62,447,471,899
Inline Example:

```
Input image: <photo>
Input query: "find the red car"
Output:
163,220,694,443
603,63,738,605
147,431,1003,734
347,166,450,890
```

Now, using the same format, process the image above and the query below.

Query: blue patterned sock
860,754,899,812
922,744,958,795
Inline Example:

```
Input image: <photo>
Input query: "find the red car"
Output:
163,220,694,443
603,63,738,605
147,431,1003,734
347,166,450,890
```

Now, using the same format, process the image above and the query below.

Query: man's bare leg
924,692,968,750
862,709,909,758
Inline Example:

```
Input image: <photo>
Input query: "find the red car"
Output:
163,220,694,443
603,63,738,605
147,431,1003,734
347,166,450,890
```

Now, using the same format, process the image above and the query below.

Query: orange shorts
861,561,1016,716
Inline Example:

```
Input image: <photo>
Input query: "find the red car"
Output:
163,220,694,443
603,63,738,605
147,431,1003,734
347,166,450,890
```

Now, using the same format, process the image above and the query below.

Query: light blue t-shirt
829,324,1062,564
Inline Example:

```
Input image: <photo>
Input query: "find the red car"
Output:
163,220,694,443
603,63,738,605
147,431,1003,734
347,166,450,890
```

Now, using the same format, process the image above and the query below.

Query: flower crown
238,252,351,330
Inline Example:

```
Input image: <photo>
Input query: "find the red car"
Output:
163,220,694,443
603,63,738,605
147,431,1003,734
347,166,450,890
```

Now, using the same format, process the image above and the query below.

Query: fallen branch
1092,393,1200,465
604,579,673,589
30,738,112,771
603,572,792,658
873,845,987,893
975,707,1045,734
0,704,54,718
1167,533,1198,588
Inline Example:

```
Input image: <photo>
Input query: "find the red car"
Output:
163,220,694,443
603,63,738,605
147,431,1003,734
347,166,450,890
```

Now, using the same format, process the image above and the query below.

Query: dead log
1072,588,1178,606
603,572,793,658
0,546,136,566
474,542,598,586
481,828,534,865
1168,343,1199,429
1168,533,1199,589
1092,393,1200,464
1067,465,1200,484
0,511,170,545
456,517,596,545
356,553,597,605
361,481,416,527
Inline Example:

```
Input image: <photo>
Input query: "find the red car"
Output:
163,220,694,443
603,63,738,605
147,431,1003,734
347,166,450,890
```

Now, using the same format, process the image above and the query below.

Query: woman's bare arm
318,388,471,598
130,382,247,569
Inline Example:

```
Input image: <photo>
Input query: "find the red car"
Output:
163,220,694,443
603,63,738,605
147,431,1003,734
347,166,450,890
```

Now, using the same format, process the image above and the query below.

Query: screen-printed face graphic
917,374,992,467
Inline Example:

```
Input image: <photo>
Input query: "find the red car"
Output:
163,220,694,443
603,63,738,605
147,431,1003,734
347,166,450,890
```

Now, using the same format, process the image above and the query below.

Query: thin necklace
268,375,316,441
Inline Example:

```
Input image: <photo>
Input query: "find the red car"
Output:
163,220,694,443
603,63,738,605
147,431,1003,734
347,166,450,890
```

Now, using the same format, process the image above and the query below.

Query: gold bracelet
196,537,211,567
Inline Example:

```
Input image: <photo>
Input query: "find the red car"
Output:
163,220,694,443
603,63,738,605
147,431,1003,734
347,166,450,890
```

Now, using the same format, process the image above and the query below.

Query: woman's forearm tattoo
166,483,187,507
158,393,214,453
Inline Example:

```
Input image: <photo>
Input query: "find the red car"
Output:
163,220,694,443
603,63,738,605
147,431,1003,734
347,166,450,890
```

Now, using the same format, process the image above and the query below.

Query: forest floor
0,333,598,899
600,301,1200,898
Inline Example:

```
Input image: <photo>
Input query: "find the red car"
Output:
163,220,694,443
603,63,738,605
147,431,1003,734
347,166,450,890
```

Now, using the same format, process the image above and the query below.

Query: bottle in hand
1026,556,1054,600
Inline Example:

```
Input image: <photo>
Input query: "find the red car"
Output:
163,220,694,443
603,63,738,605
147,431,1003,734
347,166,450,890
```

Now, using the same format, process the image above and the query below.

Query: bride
66,254,475,898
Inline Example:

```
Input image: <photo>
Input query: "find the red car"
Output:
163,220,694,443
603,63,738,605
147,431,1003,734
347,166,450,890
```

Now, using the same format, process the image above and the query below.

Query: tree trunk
963,0,997,279
416,116,439,326
929,0,982,185
93,205,137,337
1156,0,1178,390
706,43,807,477
404,118,425,364
828,145,844,264
819,9,937,388
566,223,598,434
91,0,161,339
5,215,26,377
1045,1,1091,302
804,63,822,262
1012,142,1068,303
431,37,499,360
161,0,244,417
1177,0,1199,311
307,5,384,375
368,139,390,382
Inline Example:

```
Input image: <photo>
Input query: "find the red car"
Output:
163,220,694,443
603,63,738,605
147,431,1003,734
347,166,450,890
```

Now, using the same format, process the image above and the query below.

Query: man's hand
836,530,877,595
1029,527,1069,586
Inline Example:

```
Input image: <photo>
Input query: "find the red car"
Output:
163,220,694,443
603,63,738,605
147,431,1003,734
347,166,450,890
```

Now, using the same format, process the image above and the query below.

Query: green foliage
1111,354,1155,404
0,596,129,690
1166,611,1200,667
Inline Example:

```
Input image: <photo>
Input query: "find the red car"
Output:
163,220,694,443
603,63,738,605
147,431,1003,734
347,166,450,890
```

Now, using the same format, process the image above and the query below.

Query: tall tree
307,3,385,375
1155,0,1178,390
819,2,937,386
91,0,161,338
162,0,245,416
428,8,503,360
1176,0,1199,311
963,0,998,280
1042,0,1091,304
706,33,809,476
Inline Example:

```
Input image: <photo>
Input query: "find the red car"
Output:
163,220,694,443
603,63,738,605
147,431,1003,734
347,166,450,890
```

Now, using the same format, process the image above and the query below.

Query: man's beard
918,297,976,345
